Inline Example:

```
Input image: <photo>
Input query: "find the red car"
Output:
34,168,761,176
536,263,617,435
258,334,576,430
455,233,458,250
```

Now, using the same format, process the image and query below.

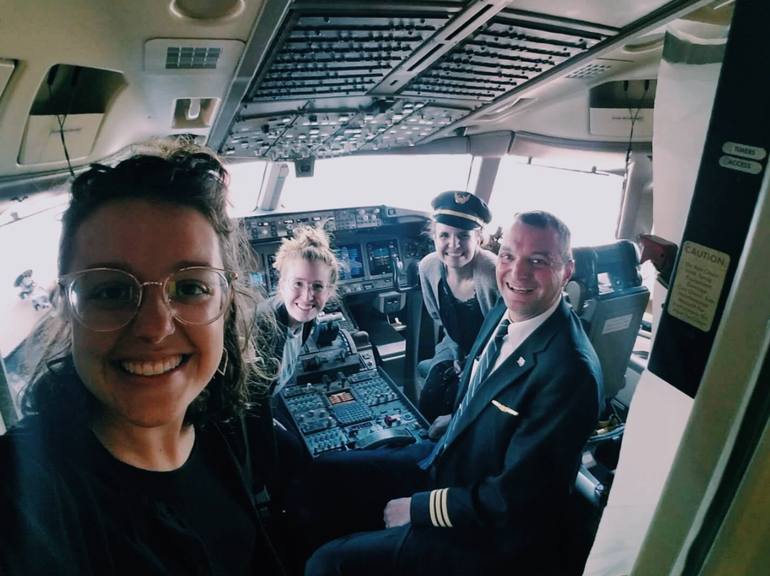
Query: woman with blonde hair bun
261,224,340,487
264,224,340,396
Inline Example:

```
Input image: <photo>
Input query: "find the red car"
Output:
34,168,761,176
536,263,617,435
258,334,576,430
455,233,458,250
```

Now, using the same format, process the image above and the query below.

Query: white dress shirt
469,297,562,382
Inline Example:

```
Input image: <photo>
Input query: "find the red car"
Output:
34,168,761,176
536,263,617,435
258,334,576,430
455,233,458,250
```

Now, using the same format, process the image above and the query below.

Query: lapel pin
517,357,525,367
492,400,519,416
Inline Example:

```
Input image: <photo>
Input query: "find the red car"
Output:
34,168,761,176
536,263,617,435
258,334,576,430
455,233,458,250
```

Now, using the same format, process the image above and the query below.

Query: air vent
166,46,221,70
566,63,613,79
144,39,244,75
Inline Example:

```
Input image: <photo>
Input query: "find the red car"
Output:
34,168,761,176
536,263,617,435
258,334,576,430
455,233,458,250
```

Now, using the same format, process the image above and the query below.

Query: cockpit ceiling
219,0,688,161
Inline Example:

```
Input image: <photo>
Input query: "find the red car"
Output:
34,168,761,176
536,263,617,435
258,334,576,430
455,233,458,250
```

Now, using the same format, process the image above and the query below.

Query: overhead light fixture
623,33,665,54
170,0,244,21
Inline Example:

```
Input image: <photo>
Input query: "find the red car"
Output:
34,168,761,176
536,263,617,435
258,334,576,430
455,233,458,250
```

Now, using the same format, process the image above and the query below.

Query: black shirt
437,273,485,358
0,413,285,576
113,431,257,575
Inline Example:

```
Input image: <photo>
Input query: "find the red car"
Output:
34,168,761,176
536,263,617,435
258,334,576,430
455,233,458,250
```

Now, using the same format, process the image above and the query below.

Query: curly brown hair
21,139,276,426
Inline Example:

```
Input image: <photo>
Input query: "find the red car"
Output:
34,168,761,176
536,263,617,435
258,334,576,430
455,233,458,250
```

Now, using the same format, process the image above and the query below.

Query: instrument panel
242,206,420,241
242,205,430,297
279,325,429,458
281,368,429,457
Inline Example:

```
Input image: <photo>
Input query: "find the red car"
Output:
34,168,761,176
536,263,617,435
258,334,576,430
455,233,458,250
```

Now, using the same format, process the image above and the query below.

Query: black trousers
288,442,433,546
418,360,460,424
304,523,512,576
288,442,525,576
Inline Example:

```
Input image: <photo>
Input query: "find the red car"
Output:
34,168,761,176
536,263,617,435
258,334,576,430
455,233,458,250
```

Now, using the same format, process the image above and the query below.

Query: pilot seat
561,240,650,574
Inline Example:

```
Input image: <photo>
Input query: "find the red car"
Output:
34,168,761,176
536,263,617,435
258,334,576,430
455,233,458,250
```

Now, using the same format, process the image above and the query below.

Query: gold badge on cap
454,192,471,204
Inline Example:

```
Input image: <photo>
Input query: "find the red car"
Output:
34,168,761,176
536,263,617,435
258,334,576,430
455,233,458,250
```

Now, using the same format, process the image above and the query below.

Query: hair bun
292,225,331,250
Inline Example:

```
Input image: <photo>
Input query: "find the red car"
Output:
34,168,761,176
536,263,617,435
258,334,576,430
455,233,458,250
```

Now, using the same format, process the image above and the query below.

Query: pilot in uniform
292,211,604,576
417,191,499,423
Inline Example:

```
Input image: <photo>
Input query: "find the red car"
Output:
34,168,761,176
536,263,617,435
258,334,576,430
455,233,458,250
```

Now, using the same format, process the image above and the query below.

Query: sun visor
18,65,126,166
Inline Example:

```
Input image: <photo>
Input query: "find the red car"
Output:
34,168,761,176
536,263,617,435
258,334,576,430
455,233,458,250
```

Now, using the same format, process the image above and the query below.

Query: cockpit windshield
228,155,474,215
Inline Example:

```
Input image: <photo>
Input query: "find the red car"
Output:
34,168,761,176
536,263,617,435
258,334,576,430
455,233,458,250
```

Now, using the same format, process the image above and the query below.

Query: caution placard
668,241,731,332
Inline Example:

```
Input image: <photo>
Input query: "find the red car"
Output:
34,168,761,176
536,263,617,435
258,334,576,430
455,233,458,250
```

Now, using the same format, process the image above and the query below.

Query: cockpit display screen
367,240,396,276
335,243,365,280
249,272,265,290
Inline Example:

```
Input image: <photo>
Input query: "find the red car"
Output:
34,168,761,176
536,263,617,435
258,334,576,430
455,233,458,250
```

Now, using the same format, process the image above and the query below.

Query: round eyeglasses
58,267,236,332
285,277,332,295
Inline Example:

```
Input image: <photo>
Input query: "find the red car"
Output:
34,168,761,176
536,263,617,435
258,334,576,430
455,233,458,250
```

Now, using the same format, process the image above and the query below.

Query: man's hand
428,414,452,439
384,498,411,528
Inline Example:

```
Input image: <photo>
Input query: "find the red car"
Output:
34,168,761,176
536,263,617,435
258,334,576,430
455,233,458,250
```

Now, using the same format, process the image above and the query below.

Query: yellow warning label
668,241,730,332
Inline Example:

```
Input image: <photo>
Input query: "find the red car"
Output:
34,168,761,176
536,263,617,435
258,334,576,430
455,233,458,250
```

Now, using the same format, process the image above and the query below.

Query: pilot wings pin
492,400,518,416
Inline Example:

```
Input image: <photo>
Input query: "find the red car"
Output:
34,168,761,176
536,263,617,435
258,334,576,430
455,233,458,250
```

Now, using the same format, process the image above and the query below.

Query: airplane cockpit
243,203,650,443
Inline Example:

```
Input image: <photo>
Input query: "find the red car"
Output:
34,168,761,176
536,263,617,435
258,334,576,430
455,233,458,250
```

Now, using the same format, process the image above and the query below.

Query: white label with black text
668,241,730,332
601,314,634,335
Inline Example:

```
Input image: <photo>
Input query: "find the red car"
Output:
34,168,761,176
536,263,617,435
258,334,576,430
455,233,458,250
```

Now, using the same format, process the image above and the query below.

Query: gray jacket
418,248,498,367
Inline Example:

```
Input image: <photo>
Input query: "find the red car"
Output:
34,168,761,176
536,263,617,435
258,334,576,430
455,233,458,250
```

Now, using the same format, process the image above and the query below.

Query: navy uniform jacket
410,298,603,555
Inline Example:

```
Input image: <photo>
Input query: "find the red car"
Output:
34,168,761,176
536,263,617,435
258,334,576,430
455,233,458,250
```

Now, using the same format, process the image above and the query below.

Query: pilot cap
431,191,492,230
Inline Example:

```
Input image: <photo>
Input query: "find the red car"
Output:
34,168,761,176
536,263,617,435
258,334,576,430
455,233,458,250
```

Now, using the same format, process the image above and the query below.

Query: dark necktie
419,318,511,469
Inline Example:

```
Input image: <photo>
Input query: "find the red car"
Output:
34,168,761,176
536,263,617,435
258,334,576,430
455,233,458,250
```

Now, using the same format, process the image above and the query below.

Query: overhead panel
219,1,634,160
248,14,450,101
400,15,607,101
226,100,466,160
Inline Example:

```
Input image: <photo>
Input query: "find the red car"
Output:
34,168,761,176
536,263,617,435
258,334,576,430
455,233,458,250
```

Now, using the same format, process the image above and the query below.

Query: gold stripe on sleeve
435,489,448,527
439,488,453,528
429,490,440,527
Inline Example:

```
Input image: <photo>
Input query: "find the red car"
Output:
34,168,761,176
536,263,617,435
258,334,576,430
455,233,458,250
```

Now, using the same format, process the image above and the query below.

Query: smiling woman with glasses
264,225,340,396
258,224,340,493
0,140,288,575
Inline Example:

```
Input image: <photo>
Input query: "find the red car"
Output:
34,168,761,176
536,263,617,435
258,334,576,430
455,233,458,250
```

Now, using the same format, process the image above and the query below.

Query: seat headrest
571,247,599,291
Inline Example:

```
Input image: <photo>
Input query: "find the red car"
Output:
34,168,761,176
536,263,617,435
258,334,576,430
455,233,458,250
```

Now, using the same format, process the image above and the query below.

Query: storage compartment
18,65,126,165
589,79,656,138
19,114,104,164
0,59,14,104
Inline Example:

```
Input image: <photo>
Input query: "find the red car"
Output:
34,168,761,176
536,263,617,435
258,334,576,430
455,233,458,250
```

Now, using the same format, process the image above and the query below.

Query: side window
225,161,269,217
0,195,65,408
488,156,624,247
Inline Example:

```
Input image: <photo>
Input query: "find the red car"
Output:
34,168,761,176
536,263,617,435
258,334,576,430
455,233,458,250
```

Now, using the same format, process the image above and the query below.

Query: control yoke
390,253,420,293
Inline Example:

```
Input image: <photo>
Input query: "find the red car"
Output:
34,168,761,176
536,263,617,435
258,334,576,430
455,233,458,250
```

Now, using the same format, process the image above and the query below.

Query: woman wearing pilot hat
418,191,498,424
